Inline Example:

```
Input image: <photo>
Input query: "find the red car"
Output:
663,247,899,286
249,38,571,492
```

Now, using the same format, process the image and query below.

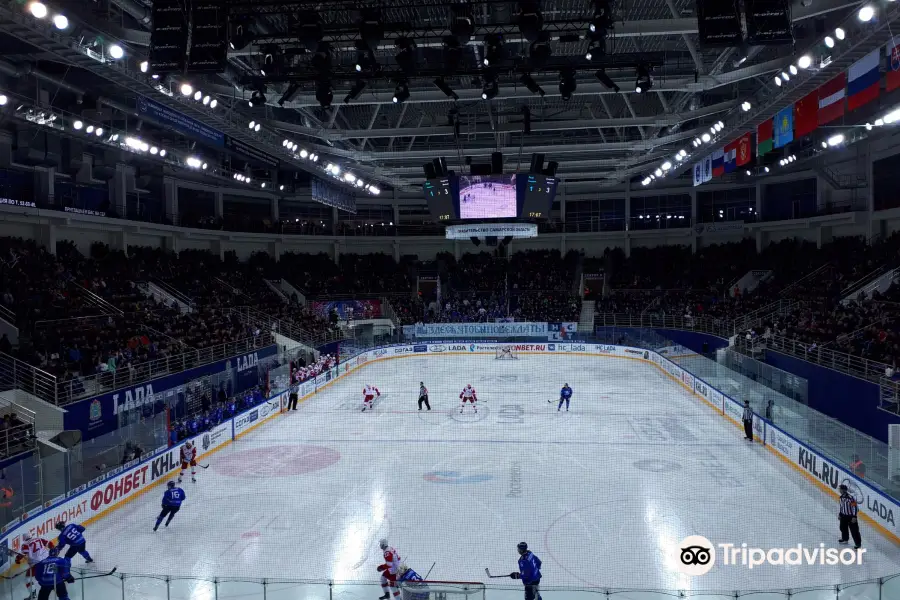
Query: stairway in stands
579,300,595,332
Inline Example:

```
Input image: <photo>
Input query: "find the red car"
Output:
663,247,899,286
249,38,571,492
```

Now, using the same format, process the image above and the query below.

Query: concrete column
393,203,400,227
269,241,283,262
333,240,340,264
163,177,178,222
559,185,566,223
756,230,763,253
867,151,876,242
815,175,827,211
271,196,280,222
454,240,461,260
332,207,339,234
109,163,127,218
42,223,56,256
0,131,13,168
34,167,55,207
210,239,224,261
163,235,179,254
111,231,127,253
690,190,698,254
755,182,764,218
624,186,631,231
214,191,224,218
624,235,631,258
393,240,400,262
75,153,93,184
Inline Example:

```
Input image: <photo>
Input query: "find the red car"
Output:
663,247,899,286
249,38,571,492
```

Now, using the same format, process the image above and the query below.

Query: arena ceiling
0,0,882,194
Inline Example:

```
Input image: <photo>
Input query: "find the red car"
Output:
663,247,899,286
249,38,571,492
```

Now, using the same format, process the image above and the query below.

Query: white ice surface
44,354,900,600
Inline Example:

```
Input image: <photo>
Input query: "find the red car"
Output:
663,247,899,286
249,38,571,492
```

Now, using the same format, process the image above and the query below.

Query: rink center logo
670,535,865,576
429,344,447,352
423,471,493,484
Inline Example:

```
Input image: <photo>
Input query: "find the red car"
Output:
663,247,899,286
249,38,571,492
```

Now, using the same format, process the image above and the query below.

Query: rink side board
3,342,897,575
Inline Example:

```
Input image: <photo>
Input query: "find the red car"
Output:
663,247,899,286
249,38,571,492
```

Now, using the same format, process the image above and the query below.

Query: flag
847,49,880,111
817,73,846,125
774,106,793,148
757,118,773,156
702,156,712,182
693,162,703,187
736,133,752,167
887,36,900,92
712,148,725,177
723,140,738,173
794,90,818,137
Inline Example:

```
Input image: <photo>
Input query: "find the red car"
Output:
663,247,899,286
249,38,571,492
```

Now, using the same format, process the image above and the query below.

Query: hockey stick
423,562,436,580
484,568,508,579
198,464,210,469
73,567,117,581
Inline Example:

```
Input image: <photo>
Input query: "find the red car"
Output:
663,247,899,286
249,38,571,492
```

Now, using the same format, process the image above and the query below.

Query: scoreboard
423,172,558,222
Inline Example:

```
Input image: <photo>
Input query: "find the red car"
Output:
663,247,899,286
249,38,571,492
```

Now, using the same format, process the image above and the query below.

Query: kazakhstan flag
774,106,793,148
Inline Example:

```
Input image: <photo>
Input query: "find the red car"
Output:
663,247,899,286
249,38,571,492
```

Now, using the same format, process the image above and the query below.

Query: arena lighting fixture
86,125,94,133
159,149,166,157
192,90,201,101
260,182,266,188
746,170,751,176
28,2,48,19
95,128,103,136
798,55,812,69
73,120,83,130
180,83,193,96
140,60,149,73
835,27,846,40
661,161,672,171
693,138,701,146
675,153,684,161
369,186,380,195
248,121,256,129
866,122,873,130
344,79,368,104
654,168,663,176
201,163,207,170
209,99,217,109
482,33,504,67
558,69,577,101
356,179,365,188
858,5,875,22
108,45,124,60
821,141,828,148
781,71,790,82
789,65,798,75
764,166,770,173
885,108,900,123
249,90,267,107
742,101,752,111
824,36,835,48
393,80,410,104
279,185,285,191
202,95,210,105
875,118,885,126
634,64,651,93
678,149,687,157
52,14,68,29
0,95,8,106
150,146,158,155
300,149,309,158
330,164,341,176
775,76,783,86
701,133,711,143
344,173,357,183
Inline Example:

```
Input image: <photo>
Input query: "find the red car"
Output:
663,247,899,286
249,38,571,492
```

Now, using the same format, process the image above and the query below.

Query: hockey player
397,565,427,600
362,384,381,412
33,548,74,600
459,384,477,414
418,382,430,411
376,539,402,600
558,384,573,412
179,440,197,483
16,532,53,599
154,481,186,531
510,542,542,600
54,521,93,563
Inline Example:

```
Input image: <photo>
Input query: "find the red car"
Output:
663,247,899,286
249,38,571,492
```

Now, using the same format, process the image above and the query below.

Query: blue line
286,438,744,446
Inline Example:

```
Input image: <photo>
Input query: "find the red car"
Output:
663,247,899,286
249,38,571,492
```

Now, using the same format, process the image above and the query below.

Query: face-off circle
215,445,341,478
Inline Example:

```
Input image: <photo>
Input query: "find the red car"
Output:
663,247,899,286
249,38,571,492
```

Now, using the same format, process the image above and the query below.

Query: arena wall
3,342,897,577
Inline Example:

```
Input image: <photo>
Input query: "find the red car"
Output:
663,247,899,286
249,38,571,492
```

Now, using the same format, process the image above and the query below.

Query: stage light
835,27,845,40
746,170,751,176
29,2,47,19
86,125,94,133
521,74,545,96
558,69,576,101
764,167,769,173
316,79,333,107
742,101,751,112
279,185,285,191
781,71,790,81
109,45,124,59
193,90,202,101
775,76,782,86
52,14,68,29
248,121,256,129
202,95,210,105
824,36,835,48
661,161,672,171
798,55,812,69
249,90,266,107
300,149,309,158
394,38,417,75
481,77,498,101
209,99,217,109
858,5,874,22
180,83,193,96
95,128,103,136
73,120,83,130
344,173,357,183
789,65,798,75
701,133,711,143
482,33,504,67
0,95,8,106
150,146,159,155
393,80,410,104
634,64,652,93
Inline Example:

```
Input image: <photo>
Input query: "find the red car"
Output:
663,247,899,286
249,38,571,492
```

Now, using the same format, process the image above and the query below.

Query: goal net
399,580,486,600
495,346,518,360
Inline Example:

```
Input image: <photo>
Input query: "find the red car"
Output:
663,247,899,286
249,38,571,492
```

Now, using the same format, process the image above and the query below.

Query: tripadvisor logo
671,535,866,576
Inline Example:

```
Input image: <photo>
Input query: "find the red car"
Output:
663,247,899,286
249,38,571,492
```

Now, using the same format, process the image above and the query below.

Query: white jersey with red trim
460,385,477,402
17,538,51,565
180,444,197,464
381,546,402,576
363,385,380,400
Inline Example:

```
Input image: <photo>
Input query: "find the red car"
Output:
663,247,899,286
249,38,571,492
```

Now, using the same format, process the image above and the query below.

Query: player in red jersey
459,384,478,414
362,384,381,412
376,539,402,599
16,532,54,599
179,440,197,483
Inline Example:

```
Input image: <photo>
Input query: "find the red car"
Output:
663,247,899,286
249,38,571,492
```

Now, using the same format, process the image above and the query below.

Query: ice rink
458,182,517,219
76,353,898,597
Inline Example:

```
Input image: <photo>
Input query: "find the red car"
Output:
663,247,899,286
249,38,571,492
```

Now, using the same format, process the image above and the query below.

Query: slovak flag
847,49,881,111
711,149,725,177
887,36,900,92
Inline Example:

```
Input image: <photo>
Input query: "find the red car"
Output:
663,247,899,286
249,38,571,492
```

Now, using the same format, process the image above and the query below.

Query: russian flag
847,49,881,112
711,149,725,177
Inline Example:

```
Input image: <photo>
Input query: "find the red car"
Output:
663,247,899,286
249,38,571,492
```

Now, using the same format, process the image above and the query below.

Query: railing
56,334,274,406
0,351,58,405
232,306,344,348
779,263,833,297
748,335,893,385
594,313,740,338
151,278,195,308
730,298,800,332
0,303,14,325
69,280,123,316
2,558,898,599
840,263,891,298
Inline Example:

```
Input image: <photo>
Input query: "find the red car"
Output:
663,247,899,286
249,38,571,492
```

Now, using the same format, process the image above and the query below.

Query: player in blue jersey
54,521,93,563
397,566,427,600
510,542,542,600
154,481,186,531
34,547,74,600
558,384,573,412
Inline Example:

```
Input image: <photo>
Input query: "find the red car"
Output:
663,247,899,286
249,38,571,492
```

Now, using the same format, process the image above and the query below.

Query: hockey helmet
379,539,389,550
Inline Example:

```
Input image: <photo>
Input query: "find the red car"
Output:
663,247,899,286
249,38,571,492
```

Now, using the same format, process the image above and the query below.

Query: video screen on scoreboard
423,177,456,221
519,174,558,220
457,174,518,219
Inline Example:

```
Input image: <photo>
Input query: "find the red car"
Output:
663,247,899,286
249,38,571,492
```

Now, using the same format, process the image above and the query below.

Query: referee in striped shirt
742,400,754,441
838,484,862,549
